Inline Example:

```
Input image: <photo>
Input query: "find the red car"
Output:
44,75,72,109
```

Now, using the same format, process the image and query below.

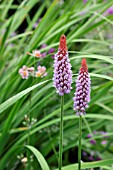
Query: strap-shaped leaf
0,80,51,114
26,145,50,170
56,159,113,170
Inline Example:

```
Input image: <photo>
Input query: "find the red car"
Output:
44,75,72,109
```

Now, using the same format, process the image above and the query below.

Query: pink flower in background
19,65,29,79
87,134,92,138
27,67,35,72
106,6,113,15
90,140,96,145
26,44,56,59
101,140,107,145
26,50,42,58
35,66,47,77
83,0,88,3
19,65,47,79
33,50,42,58
38,66,46,73
104,6,113,16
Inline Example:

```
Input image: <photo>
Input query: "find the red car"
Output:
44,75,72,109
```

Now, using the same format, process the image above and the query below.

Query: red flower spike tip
59,34,67,51
80,58,88,72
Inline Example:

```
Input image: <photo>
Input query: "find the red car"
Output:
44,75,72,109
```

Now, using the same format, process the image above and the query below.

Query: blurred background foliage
0,0,113,169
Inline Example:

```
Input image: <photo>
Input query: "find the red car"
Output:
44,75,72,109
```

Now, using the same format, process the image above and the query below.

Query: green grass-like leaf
25,145,50,170
57,159,113,170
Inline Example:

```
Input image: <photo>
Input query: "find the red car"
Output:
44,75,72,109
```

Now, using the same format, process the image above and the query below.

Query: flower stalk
73,58,91,170
78,115,82,170
59,95,64,170
53,34,72,170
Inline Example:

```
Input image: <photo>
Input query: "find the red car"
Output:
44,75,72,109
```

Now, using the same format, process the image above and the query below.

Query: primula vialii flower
73,58,91,115
53,34,72,96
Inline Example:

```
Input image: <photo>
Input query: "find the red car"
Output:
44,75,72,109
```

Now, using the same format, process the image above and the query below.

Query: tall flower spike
53,34,72,96
73,58,91,115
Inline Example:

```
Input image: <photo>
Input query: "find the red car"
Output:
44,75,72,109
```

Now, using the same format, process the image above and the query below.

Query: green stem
78,115,82,170
59,95,64,170
26,96,31,170
26,78,33,170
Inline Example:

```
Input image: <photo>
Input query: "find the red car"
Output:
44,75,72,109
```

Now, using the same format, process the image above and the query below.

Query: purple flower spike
53,34,72,96
73,58,91,116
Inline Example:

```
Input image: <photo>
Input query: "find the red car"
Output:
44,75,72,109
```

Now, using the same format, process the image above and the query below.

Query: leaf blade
25,145,50,170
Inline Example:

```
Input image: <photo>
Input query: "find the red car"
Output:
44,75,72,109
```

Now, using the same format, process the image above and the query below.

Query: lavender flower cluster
53,35,72,96
53,51,72,96
73,59,91,116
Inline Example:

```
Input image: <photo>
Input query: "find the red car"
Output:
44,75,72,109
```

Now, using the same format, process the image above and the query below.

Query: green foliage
25,145,50,170
0,0,113,169
58,159,113,170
